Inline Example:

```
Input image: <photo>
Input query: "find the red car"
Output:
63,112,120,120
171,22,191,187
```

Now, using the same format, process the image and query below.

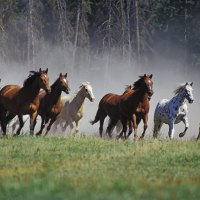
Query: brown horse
35,73,70,136
0,68,50,136
90,74,153,141
109,84,152,139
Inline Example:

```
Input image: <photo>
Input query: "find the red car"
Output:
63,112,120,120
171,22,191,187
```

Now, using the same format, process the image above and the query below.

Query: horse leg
30,112,37,136
75,120,80,134
168,119,175,139
15,115,24,136
153,120,163,138
106,118,118,138
126,120,132,139
6,113,16,134
45,117,56,135
36,116,46,136
132,114,138,141
99,114,107,138
179,116,189,138
140,114,148,139
121,118,128,140
0,108,8,135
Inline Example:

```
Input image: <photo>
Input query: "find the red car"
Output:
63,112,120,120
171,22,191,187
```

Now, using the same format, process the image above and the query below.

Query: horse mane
133,76,144,89
79,81,92,89
23,70,41,87
173,83,190,95
125,85,132,90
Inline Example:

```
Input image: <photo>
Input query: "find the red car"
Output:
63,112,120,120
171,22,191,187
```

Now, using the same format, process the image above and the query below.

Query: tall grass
0,136,200,200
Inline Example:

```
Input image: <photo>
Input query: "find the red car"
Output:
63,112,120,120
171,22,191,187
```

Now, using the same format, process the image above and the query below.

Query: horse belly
174,114,185,124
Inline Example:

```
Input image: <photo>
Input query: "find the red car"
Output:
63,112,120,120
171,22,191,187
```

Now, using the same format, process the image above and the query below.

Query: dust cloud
0,44,199,139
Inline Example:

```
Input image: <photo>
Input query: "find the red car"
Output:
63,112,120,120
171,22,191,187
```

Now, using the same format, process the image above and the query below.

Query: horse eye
85,89,88,92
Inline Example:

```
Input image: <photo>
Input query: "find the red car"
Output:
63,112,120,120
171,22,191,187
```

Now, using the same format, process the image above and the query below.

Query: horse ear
39,68,42,73
190,82,193,86
46,68,48,74
64,73,67,78
185,82,188,86
149,74,153,79
144,74,147,77
59,73,62,77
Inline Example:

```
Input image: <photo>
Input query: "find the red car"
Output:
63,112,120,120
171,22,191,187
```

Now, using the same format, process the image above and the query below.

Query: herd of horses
0,68,199,141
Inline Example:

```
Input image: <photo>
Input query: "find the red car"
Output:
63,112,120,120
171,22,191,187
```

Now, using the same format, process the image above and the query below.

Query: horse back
0,85,21,99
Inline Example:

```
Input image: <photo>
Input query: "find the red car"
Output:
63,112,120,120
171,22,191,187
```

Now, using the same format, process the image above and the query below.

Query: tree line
0,0,199,72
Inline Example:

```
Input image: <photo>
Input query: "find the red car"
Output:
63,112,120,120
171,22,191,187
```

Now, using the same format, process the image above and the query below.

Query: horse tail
90,107,102,125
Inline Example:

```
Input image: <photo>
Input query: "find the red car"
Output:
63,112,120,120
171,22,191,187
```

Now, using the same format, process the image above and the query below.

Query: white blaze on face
86,85,95,100
148,79,152,91
63,78,67,84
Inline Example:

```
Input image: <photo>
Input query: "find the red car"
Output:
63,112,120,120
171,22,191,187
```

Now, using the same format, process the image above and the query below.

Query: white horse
52,82,95,134
153,82,194,139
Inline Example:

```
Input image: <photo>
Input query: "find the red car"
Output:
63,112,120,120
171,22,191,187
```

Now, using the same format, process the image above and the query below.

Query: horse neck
22,80,41,100
49,83,62,104
171,91,186,106
127,88,146,102
71,88,86,111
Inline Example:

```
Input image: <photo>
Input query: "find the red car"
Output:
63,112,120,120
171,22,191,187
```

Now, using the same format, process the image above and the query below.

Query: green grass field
0,135,200,200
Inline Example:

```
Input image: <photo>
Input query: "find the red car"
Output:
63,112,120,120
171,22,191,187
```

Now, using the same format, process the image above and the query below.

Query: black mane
23,70,41,87
133,76,144,89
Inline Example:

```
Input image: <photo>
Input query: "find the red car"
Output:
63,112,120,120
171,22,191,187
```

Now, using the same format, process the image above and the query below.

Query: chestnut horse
90,74,153,141
35,73,70,136
107,84,152,139
0,68,50,136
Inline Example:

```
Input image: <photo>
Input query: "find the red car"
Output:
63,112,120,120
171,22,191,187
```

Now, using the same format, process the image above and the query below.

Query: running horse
0,68,50,136
153,82,194,139
108,84,152,139
90,74,153,141
35,73,70,136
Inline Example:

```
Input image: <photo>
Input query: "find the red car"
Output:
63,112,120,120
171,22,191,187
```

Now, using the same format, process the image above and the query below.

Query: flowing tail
90,107,102,125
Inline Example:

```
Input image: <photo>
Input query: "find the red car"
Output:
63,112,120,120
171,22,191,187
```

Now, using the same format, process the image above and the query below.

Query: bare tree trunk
134,0,141,69
104,0,112,85
120,0,126,58
72,0,82,76
27,0,35,70
127,0,132,66
56,0,69,69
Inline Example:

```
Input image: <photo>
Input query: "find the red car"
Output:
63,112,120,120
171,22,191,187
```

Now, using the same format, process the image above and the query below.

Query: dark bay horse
107,84,152,139
35,73,69,136
90,74,153,141
0,68,50,136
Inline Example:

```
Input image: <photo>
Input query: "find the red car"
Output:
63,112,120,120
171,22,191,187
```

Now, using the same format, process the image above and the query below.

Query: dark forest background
0,0,200,75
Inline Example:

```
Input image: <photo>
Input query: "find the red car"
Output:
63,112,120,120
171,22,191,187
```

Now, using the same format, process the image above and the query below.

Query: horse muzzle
45,88,51,94
148,91,154,97
90,97,95,102
188,99,194,104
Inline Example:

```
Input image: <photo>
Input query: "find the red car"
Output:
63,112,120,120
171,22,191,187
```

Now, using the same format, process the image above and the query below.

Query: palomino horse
153,82,194,139
90,74,153,141
35,73,70,136
52,82,95,134
0,68,50,136
107,84,152,139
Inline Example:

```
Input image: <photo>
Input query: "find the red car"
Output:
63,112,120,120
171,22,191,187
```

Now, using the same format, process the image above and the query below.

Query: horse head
81,82,95,102
58,73,70,94
184,82,194,104
38,68,51,94
135,74,154,96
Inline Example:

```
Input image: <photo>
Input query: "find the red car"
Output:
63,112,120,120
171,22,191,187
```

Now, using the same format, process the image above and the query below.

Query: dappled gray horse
153,82,194,139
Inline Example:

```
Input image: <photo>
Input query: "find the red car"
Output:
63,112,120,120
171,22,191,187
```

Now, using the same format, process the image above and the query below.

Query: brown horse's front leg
36,115,46,136
45,117,56,135
30,112,37,136
140,114,148,139
132,113,138,142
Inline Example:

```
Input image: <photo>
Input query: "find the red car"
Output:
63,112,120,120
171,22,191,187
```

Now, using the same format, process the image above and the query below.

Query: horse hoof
179,132,185,137
139,136,144,140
